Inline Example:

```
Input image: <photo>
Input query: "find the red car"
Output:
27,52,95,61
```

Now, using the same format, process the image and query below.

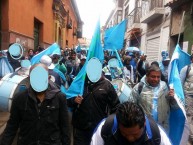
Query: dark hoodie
0,81,71,145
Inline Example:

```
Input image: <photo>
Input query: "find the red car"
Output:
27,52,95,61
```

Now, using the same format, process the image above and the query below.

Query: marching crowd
0,45,193,145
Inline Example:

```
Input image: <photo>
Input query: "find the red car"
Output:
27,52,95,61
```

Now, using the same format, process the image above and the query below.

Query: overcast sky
76,0,115,39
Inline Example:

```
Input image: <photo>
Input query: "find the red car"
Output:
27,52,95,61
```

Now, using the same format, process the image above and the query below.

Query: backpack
101,114,161,145
185,64,191,80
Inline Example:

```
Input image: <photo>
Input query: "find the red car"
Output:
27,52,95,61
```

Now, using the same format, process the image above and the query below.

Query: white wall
129,0,136,14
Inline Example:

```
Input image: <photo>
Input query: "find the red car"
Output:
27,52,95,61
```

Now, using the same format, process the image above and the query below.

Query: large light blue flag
104,27,114,45
168,44,191,145
104,19,127,50
64,19,104,99
31,43,61,65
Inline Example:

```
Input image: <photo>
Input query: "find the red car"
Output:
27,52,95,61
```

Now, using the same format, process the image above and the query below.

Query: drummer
0,63,71,145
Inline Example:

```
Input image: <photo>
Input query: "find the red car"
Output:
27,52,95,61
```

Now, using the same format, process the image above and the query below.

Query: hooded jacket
0,81,71,145
68,77,120,132
131,76,178,131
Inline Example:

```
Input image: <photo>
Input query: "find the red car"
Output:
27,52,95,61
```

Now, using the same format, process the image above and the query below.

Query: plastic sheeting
0,56,14,78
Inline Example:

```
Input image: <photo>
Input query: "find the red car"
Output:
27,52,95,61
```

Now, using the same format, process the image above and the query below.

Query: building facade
165,0,193,55
140,0,171,62
105,0,173,63
0,0,83,53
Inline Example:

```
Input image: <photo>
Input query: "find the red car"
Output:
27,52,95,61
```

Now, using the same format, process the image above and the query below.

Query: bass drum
111,79,133,103
0,73,29,112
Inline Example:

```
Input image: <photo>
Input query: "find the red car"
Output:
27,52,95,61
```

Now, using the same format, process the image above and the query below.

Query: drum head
111,79,123,91
21,60,31,68
30,66,48,92
108,58,119,68
86,57,102,83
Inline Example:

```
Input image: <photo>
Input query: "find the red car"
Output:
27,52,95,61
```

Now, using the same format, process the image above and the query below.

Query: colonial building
165,0,193,55
140,0,171,62
105,0,173,63
0,0,83,53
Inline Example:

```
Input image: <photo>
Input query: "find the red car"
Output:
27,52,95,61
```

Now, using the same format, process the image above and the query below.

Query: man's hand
168,89,174,97
74,95,83,104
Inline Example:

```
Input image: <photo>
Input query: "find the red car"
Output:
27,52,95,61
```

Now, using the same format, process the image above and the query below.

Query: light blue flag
104,19,127,50
104,27,114,45
31,43,61,65
168,44,191,145
76,45,81,53
64,19,104,99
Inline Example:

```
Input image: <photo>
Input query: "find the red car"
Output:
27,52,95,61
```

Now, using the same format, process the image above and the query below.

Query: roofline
71,0,83,25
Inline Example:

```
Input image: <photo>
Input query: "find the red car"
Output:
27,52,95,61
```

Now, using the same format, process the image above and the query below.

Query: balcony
53,0,66,18
53,0,66,28
67,17,72,29
127,7,142,31
140,0,165,23
77,31,82,38
77,26,82,38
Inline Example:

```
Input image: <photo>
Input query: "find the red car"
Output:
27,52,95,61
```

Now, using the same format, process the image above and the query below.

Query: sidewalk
0,111,18,145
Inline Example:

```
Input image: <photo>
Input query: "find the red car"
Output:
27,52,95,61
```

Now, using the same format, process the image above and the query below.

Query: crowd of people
0,44,193,145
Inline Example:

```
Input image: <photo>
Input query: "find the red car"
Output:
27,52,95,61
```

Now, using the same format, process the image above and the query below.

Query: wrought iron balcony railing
141,0,163,18
128,7,142,28
150,0,163,11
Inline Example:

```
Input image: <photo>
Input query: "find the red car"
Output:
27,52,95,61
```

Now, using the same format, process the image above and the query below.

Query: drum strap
138,82,144,95
9,72,18,78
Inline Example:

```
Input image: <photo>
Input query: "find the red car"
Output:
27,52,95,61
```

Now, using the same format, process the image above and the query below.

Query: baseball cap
40,55,55,69
161,50,170,61
80,55,87,60
52,54,60,59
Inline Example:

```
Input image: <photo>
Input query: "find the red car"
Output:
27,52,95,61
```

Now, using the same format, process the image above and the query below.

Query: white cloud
76,0,115,39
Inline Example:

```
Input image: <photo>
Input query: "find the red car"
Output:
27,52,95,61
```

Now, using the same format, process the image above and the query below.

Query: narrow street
0,0,193,145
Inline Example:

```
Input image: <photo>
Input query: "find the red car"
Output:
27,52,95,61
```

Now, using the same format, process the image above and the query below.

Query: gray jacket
131,76,178,131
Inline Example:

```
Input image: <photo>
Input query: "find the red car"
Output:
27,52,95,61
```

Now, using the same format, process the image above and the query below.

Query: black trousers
73,128,93,145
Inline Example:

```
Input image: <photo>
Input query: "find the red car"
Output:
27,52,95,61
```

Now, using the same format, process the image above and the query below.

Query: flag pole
114,48,124,68
177,11,185,44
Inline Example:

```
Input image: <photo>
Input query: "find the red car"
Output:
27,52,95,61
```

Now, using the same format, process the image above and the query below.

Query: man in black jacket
67,58,120,145
0,63,71,145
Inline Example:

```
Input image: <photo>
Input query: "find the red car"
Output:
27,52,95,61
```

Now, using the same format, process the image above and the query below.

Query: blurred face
80,59,86,65
119,124,144,142
29,50,34,56
52,57,58,64
71,53,76,60
146,71,161,87
191,58,193,63
162,60,170,66
140,55,146,61
126,59,130,65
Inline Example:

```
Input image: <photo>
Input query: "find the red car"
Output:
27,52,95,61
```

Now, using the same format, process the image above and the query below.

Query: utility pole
177,11,185,44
